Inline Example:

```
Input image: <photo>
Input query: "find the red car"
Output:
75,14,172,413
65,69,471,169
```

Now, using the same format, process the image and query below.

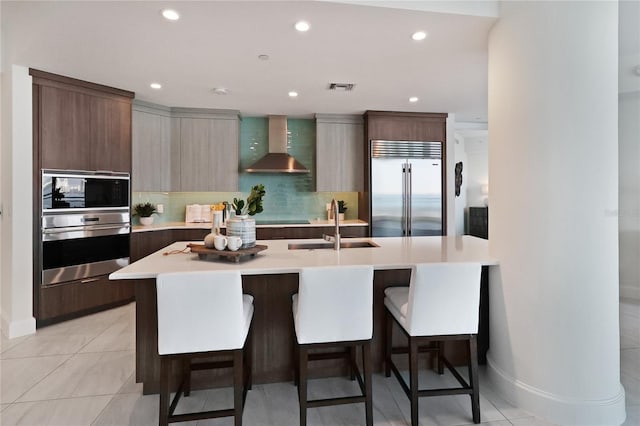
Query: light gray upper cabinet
173,108,239,192
132,101,171,191
132,104,239,192
315,114,364,192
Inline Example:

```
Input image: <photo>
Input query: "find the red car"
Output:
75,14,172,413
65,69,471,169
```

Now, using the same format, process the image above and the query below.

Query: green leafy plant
337,200,348,214
232,184,266,216
133,202,157,218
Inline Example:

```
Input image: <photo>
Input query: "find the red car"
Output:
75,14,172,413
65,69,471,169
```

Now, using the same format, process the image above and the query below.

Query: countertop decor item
133,202,157,225
187,243,267,263
232,184,266,216
226,215,257,249
229,184,266,249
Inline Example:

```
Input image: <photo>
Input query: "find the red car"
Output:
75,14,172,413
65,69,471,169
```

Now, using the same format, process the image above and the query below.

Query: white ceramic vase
226,215,256,249
139,216,154,226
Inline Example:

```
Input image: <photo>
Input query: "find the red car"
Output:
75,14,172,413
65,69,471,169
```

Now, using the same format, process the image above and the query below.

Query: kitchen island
110,236,496,394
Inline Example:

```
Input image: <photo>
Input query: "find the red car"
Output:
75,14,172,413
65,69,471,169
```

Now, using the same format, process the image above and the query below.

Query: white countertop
111,236,497,280
132,219,368,233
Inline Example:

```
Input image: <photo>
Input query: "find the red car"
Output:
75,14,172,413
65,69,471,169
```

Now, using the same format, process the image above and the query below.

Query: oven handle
43,224,130,235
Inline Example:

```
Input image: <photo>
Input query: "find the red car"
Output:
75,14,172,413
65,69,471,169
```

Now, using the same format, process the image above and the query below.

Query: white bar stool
292,265,375,426
384,263,482,425
156,270,254,426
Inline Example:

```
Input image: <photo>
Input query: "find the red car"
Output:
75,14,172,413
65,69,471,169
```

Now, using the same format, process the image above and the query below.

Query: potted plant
228,184,266,249
133,202,157,226
337,200,347,221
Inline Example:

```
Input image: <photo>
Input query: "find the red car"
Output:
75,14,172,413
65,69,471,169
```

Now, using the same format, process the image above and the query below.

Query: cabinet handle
80,277,101,284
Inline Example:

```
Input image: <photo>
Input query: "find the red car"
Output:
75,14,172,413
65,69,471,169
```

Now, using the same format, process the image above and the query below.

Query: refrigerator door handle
401,164,406,235
407,162,412,235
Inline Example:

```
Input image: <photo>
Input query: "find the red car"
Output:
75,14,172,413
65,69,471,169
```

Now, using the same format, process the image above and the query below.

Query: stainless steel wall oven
41,170,131,287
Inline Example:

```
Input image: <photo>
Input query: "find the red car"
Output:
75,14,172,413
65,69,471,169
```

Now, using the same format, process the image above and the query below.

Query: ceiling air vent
328,83,355,91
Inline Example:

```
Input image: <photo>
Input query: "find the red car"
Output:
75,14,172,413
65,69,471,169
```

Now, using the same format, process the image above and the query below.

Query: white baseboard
486,353,627,425
1,312,36,339
620,285,640,301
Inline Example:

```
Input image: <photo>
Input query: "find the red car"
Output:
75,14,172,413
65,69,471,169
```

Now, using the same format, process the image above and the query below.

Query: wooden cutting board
187,243,268,263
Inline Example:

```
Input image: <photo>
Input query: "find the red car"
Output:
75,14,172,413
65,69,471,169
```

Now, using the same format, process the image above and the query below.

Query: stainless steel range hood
245,115,310,173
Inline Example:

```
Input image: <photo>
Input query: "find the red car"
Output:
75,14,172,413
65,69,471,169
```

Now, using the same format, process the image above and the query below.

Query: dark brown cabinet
90,95,132,172
31,69,135,326
363,111,448,233
38,274,134,324
257,226,367,240
32,69,134,172
39,85,92,170
468,207,488,239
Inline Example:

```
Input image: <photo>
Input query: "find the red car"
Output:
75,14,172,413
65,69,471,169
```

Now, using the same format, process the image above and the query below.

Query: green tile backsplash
133,117,358,224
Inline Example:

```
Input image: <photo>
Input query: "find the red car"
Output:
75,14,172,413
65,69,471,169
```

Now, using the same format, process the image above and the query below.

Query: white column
487,1,625,424
1,65,35,338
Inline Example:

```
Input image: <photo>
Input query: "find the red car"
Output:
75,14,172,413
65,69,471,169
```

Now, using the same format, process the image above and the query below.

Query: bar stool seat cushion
157,270,254,355
384,263,481,337
383,287,409,327
293,265,374,344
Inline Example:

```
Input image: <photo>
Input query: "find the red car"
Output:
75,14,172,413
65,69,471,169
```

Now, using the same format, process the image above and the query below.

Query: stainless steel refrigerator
370,140,443,237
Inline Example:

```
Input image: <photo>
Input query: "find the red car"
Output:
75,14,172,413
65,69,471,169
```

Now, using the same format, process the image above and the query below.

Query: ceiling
1,1,496,121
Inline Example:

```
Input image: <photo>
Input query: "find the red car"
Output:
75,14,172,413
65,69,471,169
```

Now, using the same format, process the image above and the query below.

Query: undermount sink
287,240,380,250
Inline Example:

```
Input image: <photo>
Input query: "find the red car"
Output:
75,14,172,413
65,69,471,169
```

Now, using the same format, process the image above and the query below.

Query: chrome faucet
323,198,341,250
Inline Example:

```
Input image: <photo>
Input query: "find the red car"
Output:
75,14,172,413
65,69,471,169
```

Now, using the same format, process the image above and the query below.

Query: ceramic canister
226,215,256,249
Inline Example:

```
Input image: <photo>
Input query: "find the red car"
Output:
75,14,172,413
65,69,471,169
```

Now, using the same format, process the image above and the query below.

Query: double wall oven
41,170,131,287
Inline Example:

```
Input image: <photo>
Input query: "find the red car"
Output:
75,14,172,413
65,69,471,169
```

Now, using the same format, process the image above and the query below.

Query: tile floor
0,299,638,426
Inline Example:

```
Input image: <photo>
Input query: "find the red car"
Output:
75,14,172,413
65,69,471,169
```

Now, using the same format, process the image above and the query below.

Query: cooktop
255,219,310,225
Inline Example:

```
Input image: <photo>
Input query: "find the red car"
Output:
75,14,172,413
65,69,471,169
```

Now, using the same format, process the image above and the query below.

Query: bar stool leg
437,341,445,374
385,309,393,377
233,349,244,426
246,328,253,391
349,346,357,380
159,357,170,426
363,341,373,426
469,336,480,424
183,359,191,396
298,346,308,426
409,337,419,426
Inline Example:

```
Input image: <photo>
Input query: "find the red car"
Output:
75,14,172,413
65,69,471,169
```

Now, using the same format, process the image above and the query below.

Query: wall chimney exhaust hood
245,115,310,173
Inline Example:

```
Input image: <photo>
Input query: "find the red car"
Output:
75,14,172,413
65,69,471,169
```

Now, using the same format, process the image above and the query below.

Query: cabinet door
38,274,134,323
130,230,175,262
209,118,239,191
132,109,171,191
40,85,92,170
179,117,239,191
180,118,213,191
316,116,364,191
91,96,132,172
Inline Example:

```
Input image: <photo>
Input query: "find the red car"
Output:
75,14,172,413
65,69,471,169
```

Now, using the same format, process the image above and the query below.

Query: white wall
446,115,457,236
453,134,467,235
0,65,35,338
464,135,488,208
488,1,624,424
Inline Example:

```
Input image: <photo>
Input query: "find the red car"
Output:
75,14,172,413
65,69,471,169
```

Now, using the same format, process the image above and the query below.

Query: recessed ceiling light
150,83,162,89
212,87,229,95
258,54,270,61
409,96,419,103
295,21,310,32
162,9,180,21
288,91,298,98
412,31,427,41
